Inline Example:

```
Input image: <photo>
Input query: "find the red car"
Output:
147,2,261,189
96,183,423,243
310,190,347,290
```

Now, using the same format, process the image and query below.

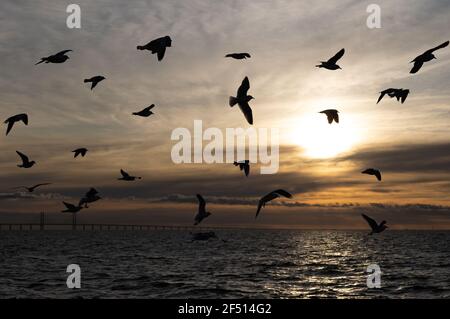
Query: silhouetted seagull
229,76,254,125
4,113,28,136
362,214,388,234
118,169,141,181
79,188,101,208
194,194,211,225
84,76,105,90
72,148,88,158
61,202,83,213
410,41,449,74
36,50,72,65
137,36,172,61
320,109,339,124
316,48,345,70
225,53,251,60
16,151,36,168
362,168,382,181
377,88,409,104
256,189,293,218
13,183,51,193
234,160,250,177
132,104,155,117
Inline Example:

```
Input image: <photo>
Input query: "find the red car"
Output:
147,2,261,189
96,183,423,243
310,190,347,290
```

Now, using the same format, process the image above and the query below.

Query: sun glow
289,112,361,159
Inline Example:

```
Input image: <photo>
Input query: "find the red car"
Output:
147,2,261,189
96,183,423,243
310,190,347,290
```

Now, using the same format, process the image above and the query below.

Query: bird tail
137,45,144,50
35,59,45,65
229,96,238,107
83,79,90,83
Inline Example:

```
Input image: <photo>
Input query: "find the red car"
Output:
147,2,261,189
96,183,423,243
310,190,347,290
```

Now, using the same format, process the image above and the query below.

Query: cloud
334,142,450,174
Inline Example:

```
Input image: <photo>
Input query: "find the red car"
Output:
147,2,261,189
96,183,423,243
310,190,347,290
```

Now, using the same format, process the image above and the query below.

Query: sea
0,230,449,299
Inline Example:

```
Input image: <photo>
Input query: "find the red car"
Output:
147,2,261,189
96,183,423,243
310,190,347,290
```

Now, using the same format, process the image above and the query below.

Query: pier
0,212,232,231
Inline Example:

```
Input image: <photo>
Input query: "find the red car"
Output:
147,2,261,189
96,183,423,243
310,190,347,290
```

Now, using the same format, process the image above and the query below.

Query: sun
288,112,361,159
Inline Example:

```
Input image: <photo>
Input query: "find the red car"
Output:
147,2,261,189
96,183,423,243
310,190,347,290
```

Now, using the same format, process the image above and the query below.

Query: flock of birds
3,34,449,235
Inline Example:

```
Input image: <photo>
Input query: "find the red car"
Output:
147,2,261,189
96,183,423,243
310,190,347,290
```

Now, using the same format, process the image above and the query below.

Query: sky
0,0,449,229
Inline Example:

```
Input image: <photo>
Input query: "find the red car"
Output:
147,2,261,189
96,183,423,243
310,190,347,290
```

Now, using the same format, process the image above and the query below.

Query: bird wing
16,151,29,163
326,113,333,124
400,90,409,103
35,58,46,65
374,170,382,181
376,92,386,104
86,188,98,197
55,50,72,56
410,60,424,74
362,214,378,231
196,194,206,213
333,112,339,123
256,192,279,218
157,47,166,61
327,48,345,64
255,200,264,218
91,81,98,90
274,189,293,198
238,102,253,125
32,183,51,190
19,114,28,125
425,40,449,54
120,169,130,178
5,120,14,135
63,202,76,210
237,77,250,98
148,104,155,110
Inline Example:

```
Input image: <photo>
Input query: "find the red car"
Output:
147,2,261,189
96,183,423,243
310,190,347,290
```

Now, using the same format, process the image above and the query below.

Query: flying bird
234,160,250,177
79,188,101,208
16,151,36,168
362,168,382,181
84,76,106,90
137,36,172,61
256,189,293,219
410,40,449,74
361,214,388,234
61,202,83,213
4,113,28,136
377,88,409,104
194,194,211,225
12,183,52,193
118,169,141,181
132,104,155,117
229,76,254,125
316,48,345,70
225,53,251,60
72,148,88,158
320,109,339,124
36,50,72,65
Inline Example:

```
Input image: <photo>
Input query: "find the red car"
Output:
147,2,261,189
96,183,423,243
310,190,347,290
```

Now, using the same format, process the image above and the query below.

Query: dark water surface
0,230,449,298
